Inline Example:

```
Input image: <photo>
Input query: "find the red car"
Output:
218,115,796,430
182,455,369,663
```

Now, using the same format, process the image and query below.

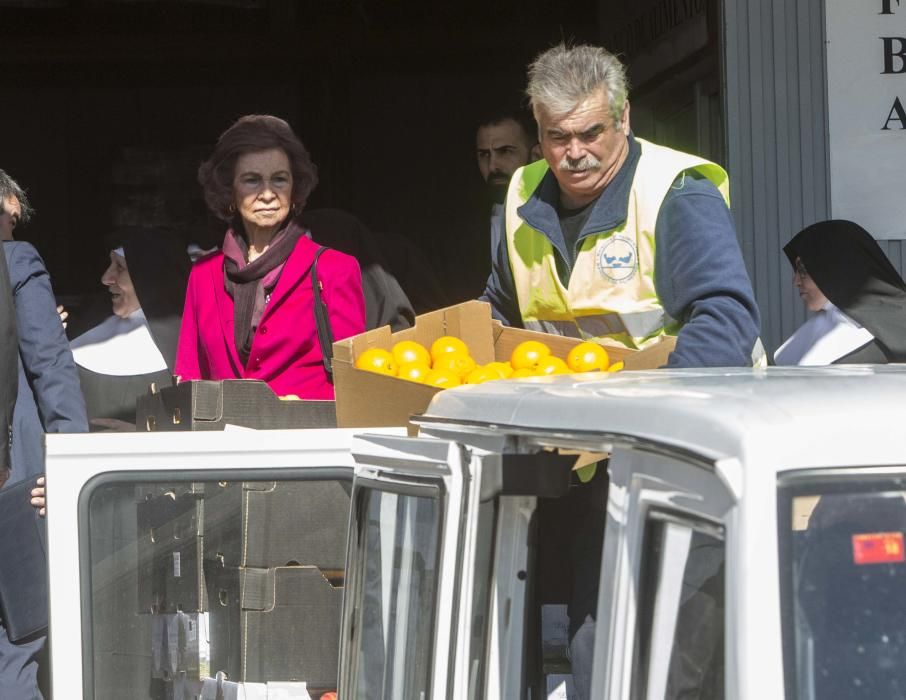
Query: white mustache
558,154,602,172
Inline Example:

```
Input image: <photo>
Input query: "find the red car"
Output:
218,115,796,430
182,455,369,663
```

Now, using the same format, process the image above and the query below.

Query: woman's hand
57,305,68,329
31,476,46,517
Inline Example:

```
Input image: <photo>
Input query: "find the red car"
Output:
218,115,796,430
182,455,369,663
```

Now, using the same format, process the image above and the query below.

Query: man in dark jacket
0,212,16,480
1,169,88,698
300,208,417,331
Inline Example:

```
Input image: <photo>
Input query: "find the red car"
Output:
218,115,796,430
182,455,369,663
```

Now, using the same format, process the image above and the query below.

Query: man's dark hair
475,107,538,147
0,169,34,224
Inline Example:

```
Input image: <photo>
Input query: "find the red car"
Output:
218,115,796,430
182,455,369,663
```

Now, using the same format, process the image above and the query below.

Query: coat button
260,325,268,335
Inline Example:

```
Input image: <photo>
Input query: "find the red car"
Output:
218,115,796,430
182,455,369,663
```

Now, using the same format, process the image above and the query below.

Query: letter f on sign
882,0,900,14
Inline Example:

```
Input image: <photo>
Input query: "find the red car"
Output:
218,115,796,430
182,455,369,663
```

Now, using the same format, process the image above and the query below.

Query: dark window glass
467,499,497,700
85,478,350,699
780,484,906,700
349,489,440,700
634,514,725,700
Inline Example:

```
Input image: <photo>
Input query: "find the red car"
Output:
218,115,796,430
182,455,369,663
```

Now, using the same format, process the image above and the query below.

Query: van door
593,446,734,700
340,434,577,700
338,433,477,700
45,427,403,700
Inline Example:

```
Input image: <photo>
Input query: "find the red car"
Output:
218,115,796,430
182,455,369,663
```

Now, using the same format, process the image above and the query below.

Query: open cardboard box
332,300,676,428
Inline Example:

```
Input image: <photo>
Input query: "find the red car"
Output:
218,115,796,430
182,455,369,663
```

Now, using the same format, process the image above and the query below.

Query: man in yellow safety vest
480,44,761,698
481,44,762,364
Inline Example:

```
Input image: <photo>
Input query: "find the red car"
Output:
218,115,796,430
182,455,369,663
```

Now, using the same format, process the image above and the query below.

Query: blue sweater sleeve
479,207,524,327
8,242,88,433
654,174,761,367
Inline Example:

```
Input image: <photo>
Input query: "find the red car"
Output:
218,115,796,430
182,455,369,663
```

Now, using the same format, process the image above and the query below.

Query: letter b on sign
882,37,906,73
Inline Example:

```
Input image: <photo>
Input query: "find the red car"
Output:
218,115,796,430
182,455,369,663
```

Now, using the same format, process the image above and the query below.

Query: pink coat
175,236,365,399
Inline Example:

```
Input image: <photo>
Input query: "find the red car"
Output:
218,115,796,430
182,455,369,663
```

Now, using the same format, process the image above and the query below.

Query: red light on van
852,532,905,565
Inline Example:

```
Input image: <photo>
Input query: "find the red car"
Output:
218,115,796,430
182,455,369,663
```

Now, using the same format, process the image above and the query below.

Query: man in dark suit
1,169,88,698
0,218,16,482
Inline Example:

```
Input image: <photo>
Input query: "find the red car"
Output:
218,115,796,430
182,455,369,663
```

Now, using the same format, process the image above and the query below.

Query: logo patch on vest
596,235,637,283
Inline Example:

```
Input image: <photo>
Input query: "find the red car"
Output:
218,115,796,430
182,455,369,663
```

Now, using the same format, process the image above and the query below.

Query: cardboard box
241,566,342,687
205,565,342,687
200,679,311,699
137,492,206,614
203,480,350,570
136,379,336,432
332,300,677,428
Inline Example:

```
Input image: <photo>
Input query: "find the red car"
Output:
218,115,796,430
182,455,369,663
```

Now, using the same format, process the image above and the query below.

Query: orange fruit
430,335,470,362
397,362,431,383
485,361,514,378
510,340,551,370
423,369,462,388
433,353,477,378
533,356,570,375
511,367,535,378
607,361,624,373
566,342,610,372
392,340,431,367
355,348,397,376
465,366,503,384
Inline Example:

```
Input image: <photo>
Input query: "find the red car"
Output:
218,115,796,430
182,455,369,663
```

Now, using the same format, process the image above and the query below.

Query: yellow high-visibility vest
505,138,729,350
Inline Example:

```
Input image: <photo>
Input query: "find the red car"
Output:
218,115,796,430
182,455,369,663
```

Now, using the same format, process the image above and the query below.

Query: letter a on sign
882,96,906,129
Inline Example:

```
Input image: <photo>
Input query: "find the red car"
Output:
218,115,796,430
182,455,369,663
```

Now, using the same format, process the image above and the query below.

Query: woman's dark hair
198,114,319,222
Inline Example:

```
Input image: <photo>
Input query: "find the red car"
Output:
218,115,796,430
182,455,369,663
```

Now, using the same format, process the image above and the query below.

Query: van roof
417,366,906,470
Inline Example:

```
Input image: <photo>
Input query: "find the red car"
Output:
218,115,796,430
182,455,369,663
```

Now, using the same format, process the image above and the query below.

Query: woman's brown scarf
222,220,305,366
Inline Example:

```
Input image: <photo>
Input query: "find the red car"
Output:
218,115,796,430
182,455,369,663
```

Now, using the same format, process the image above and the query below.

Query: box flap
333,360,440,428
623,336,677,370
332,300,496,363
192,381,225,421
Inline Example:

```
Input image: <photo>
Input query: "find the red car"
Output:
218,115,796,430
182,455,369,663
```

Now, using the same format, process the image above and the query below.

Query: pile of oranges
354,336,624,388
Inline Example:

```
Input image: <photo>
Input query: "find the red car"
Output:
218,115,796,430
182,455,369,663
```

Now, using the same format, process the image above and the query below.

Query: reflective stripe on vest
523,307,671,340
505,138,730,350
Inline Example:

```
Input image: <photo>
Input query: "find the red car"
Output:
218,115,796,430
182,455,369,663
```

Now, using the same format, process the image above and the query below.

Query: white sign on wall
826,0,906,239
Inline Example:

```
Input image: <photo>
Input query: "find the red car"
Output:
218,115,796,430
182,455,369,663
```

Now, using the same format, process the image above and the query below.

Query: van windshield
780,481,906,700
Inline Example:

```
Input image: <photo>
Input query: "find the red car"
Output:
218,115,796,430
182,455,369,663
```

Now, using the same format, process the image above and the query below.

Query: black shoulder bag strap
312,246,335,382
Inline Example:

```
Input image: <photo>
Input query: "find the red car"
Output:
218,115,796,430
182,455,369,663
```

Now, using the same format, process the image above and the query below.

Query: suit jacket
175,235,366,399
0,243,16,474
4,241,88,481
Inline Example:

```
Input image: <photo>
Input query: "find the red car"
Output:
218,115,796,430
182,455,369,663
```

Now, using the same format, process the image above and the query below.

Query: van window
633,513,725,700
467,500,497,700
84,477,350,699
347,488,441,700
779,483,906,700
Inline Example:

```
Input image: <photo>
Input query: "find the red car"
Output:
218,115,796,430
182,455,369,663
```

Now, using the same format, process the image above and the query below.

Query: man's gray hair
0,168,34,224
526,44,629,125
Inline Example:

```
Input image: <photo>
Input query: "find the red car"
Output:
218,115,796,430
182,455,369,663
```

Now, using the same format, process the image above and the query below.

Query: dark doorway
1,1,595,305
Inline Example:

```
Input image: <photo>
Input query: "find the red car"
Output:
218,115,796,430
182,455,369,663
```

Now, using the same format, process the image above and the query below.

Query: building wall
723,0,831,354
721,0,901,355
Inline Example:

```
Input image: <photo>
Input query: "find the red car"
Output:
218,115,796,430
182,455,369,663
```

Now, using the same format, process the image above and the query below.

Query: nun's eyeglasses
794,259,810,281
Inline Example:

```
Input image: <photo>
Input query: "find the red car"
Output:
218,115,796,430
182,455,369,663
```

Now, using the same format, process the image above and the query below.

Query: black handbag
312,246,336,383
0,476,47,641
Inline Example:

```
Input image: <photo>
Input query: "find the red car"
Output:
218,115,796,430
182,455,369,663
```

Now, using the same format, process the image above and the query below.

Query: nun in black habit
774,220,906,365
70,230,190,426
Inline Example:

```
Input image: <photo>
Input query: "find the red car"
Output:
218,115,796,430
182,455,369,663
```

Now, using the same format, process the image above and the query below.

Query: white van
46,366,906,699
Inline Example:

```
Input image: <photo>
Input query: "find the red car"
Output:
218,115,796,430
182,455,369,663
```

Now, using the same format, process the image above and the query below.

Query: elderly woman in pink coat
175,115,365,399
